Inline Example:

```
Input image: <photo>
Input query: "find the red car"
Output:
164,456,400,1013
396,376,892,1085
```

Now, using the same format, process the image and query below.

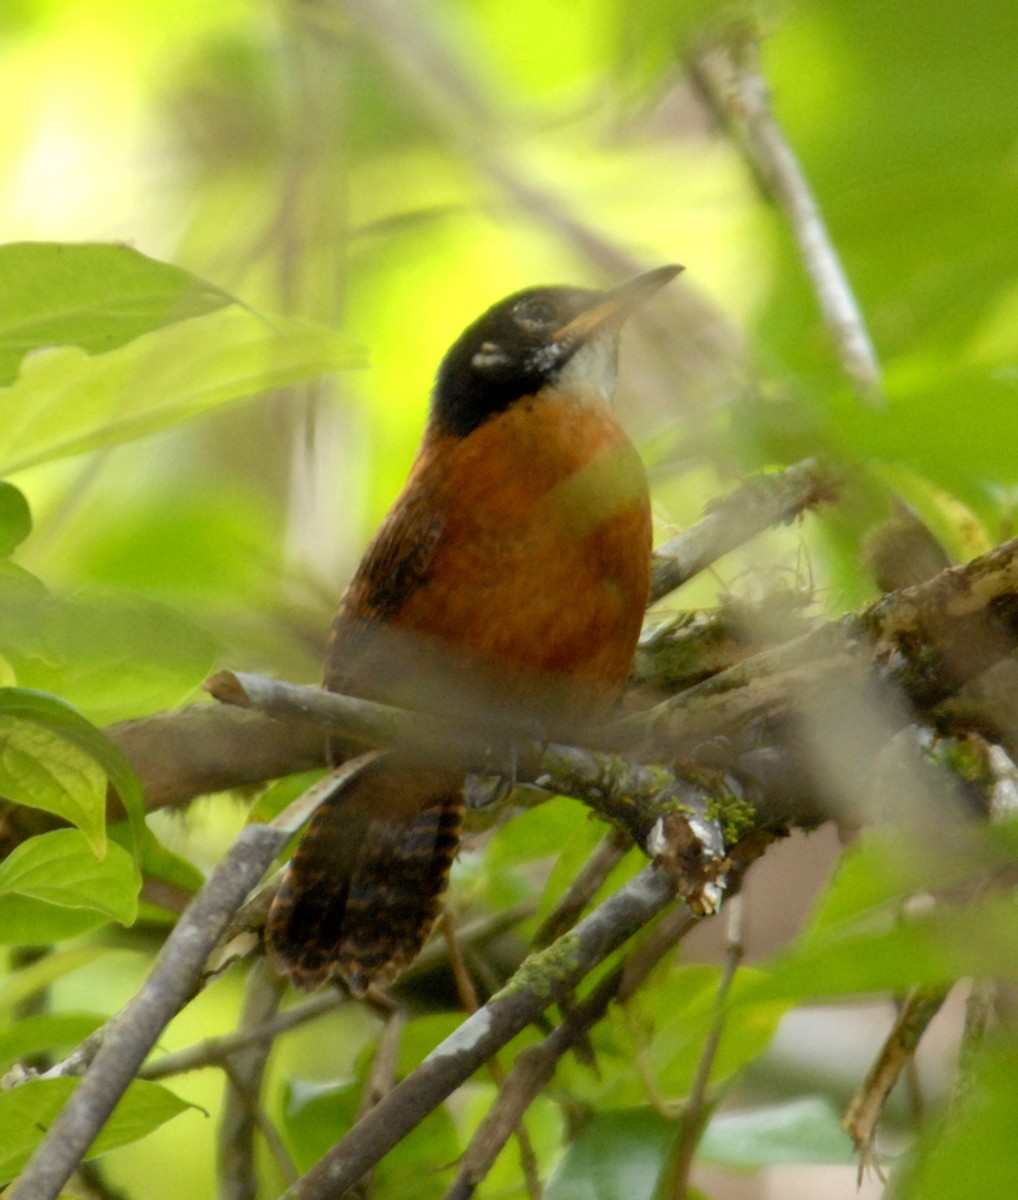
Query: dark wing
324,479,446,697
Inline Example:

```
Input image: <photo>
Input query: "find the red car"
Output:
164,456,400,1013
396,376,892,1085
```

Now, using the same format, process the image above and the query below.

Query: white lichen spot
989,745,1018,820
422,1007,493,1064
646,817,668,858
687,815,725,858
691,878,725,912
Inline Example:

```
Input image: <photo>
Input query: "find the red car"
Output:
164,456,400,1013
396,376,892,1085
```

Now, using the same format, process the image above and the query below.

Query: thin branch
221,1057,299,1191
277,866,679,1200
140,992,345,1081
664,896,745,1199
689,35,882,402
206,671,731,914
648,457,838,604
533,827,631,948
445,904,699,1200
349,1007,406,1198
218,962,290,1200
842,987,949,1178
441,913,543,1200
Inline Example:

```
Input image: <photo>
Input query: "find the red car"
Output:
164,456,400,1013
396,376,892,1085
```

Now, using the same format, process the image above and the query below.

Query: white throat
548,335,619,408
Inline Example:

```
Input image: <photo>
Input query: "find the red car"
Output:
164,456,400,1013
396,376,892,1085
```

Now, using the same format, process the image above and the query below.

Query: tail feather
266,755,464,995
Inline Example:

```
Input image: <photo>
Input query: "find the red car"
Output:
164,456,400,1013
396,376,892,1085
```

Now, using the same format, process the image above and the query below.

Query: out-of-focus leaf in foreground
0,307,362,474
0,241,233,385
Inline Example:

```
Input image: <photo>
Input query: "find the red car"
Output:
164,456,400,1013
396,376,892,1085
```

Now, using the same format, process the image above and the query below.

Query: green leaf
536,819,614,926
0,895,113,944
699,1097,855,1168
752,890,1018,1003
634,965,790,1100
486,796,592,870
0,689,146,854
9,592,219,726
0,241,233,385
0,1077,194,1183
0,306,362,475
0,481,31,556
0,829,138,938
898,1036,1018,1199
0,1012,104,1072
545,1108,674,1200
0,716,108,856
0,946,117,1013
247,770,327,825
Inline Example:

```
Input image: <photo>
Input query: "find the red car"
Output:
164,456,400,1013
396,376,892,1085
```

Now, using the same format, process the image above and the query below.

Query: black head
431,264,682,438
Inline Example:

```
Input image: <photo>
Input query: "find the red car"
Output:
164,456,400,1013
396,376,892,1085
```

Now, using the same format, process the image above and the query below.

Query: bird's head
431,264,682,437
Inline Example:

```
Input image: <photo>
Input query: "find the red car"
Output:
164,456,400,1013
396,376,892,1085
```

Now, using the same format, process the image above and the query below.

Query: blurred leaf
8,591,219,725
0,715,107,855
699,1097,855,1168
486,797,593,871
0,688,146,853
0,307,361,475
0,1012,104,1072
0,481,31,556
752,889,1018,1003
635,965,789,1100
0,1076,194,1183
794,829,929,947
0,946,118,1014
898,1035,1018,1199
0,829,138,941
830,366,1018,511
0,896,114,944
545,1107,674,1200
247,770,327,825
795,822,1018,954
0,241,235,386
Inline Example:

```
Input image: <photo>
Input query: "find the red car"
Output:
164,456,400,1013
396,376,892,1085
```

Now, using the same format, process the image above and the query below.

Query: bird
266,263,682,994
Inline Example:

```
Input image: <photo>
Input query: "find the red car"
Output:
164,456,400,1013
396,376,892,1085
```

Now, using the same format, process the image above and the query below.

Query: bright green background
0,0,1016,1197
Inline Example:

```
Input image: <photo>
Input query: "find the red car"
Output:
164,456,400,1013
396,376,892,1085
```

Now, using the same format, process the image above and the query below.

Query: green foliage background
0,0,1017,1197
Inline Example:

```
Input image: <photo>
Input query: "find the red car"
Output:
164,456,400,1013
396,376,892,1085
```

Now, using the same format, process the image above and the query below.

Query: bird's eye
513,299,555,332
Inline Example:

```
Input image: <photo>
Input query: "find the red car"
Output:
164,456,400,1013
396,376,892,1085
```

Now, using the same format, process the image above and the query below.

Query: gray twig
140,991,345,1081
649,457,837,604
664,895,745,1198
444,903,698,1200
218,962,290,1200
278,866,679,1199
690,37,882,402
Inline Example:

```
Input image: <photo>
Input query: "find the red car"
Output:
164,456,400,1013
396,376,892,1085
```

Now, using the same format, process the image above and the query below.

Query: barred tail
266,755,464,995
